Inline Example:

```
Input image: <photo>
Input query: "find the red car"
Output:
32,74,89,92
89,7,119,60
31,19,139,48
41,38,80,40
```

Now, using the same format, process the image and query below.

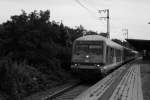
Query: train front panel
71,40,105,77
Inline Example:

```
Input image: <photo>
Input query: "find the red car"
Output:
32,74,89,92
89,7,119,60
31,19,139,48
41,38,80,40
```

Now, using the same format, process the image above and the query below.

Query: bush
0,10,87,99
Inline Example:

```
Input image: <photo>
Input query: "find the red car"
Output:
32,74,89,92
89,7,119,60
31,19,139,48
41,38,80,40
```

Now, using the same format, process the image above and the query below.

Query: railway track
43,82,92,100
51,84,90,100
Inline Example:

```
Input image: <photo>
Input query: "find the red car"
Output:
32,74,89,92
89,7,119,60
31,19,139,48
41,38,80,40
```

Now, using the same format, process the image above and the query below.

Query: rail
42,81,85,100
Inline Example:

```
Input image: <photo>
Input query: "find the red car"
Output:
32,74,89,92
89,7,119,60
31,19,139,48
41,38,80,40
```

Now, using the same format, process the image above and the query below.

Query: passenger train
71,35,138,79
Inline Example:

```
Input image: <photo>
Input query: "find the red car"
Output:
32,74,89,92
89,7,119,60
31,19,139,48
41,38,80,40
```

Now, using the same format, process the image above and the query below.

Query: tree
86,30,98,35
112,39,123,45
100,32,109,37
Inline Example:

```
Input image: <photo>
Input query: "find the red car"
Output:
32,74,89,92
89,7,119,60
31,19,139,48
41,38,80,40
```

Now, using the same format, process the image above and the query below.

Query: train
71,35,138,80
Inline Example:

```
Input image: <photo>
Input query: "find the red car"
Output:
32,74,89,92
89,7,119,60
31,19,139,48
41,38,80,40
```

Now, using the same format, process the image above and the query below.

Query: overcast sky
0,0,150,40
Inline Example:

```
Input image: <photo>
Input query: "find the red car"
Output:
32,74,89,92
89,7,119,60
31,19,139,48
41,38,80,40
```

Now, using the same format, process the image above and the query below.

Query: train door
103,42,107,64
106,46,110,64
106,46,114,64
116,49,122,63
110,47,114,64
114,49,117,63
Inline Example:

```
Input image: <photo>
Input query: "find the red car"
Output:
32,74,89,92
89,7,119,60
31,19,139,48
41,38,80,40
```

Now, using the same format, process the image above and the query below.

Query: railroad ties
74,63,144,100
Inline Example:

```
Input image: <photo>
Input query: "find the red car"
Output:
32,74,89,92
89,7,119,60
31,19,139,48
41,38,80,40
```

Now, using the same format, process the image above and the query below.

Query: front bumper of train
71,64,105,74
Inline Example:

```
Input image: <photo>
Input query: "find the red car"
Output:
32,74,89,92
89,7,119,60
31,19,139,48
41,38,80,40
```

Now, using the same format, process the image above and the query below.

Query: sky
0,0,150,40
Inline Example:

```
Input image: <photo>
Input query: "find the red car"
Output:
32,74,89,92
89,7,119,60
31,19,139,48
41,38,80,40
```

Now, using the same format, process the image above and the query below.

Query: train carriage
71,35,137,80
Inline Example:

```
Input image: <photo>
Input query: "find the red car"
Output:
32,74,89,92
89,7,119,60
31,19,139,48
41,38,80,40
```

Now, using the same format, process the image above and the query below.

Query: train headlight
96,64,100,67
74,64,78,66
86,55,89,58
96,64,101,69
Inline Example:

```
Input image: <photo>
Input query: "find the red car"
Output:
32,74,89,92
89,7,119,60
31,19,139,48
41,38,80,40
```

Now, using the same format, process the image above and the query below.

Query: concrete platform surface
139,60,150,100
74,59,148,100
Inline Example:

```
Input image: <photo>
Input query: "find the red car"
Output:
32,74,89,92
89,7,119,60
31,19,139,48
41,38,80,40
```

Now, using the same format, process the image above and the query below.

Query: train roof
75,35,123,50
76,35,108,41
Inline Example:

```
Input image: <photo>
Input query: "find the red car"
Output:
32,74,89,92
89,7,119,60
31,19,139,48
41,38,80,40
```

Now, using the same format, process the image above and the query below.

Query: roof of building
126,39,150,51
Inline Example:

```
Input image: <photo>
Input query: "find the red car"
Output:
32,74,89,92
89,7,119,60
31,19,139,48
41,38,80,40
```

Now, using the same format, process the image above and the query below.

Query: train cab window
89,45,103,54
74,41,103,55
75,44,88,54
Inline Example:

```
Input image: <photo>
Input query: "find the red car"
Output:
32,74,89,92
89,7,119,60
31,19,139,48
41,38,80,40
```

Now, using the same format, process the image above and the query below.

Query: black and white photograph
0,0,150,100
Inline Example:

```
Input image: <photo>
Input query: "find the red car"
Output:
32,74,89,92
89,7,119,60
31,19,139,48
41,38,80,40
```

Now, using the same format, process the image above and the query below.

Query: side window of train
106,46,109,55
114,49,117,57
116,49,121,62
110,48,114,57
106,46,109,63
107,46,110,57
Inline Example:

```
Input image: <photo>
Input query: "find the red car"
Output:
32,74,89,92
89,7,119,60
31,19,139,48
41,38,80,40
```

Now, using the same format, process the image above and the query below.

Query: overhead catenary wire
74,0,111,34
82,0,99,11
75,0,91,13
74,0,99,20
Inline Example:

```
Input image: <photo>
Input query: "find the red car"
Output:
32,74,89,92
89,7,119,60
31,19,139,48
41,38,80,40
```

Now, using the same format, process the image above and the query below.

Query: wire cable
74,0,99,20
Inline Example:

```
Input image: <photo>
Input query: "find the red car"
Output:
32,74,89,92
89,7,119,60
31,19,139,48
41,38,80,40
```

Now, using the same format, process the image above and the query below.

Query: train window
89,45,103,54
89,45,102,49
116,50,121,57
74,41,103,55
75,44,88,54
106,46,110,63
110,48,114,56
116,50,121,62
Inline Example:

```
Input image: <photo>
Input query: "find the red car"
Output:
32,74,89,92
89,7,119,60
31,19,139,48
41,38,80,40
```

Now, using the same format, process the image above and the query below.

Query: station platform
75,58,150,100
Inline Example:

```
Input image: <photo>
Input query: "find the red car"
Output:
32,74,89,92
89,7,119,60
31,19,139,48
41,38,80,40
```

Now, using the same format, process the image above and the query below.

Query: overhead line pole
107,9,110,38
122,29,128,39
99,9,110,38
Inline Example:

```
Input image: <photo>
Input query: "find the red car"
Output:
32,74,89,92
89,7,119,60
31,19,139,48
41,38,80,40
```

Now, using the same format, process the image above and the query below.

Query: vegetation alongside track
0,10,131,100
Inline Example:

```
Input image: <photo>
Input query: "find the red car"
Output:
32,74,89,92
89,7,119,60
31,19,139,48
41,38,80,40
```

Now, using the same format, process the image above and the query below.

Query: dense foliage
0,10,87,99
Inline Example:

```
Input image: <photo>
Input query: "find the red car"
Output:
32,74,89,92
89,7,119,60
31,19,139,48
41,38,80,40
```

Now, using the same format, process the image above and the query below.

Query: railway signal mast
98,9,110,38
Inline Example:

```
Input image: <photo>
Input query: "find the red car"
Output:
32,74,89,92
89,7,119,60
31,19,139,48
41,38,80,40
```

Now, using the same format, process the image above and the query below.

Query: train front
71,40,104,79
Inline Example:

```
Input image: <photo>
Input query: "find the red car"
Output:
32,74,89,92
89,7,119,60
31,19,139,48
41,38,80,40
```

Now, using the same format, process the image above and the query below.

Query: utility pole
122,29,128,39
99,9,110,38
107,9,110,38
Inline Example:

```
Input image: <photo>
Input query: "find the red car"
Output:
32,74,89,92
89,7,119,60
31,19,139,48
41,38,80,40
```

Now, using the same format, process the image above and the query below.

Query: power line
82,0,99,11
74,0,99,19
75,0,91,13
74,0,110,33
